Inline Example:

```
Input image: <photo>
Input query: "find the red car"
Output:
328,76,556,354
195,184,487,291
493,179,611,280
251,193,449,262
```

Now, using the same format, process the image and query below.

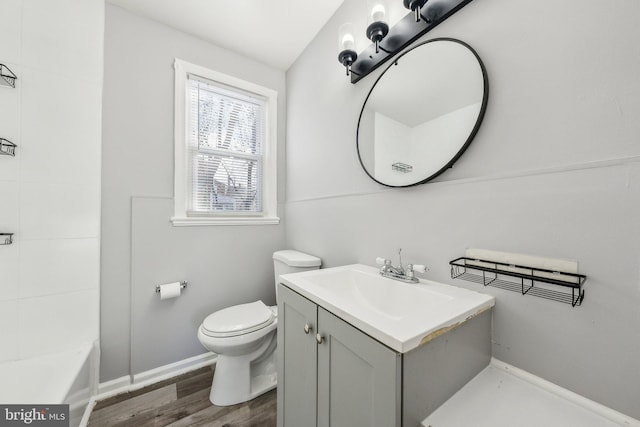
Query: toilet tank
273,250,321,296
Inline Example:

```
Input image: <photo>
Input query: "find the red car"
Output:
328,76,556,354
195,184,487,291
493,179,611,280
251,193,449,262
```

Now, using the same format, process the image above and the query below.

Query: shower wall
0,0,103,363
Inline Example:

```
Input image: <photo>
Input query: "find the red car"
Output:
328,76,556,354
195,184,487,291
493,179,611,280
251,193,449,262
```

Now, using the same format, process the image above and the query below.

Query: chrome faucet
376,249,427,283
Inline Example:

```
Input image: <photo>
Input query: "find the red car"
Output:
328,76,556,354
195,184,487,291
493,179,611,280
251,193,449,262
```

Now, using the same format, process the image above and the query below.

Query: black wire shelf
449,256,586,307
0,64,17,88
1,138,17,156
1,233,14,245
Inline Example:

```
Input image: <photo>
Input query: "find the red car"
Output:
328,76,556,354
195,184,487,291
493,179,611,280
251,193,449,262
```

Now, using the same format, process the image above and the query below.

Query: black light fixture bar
350,0,474,83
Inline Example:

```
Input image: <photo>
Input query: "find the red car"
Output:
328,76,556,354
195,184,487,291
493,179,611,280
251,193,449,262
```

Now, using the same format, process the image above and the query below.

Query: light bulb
338,23,358,76
371,4,386,23
341,33,355,51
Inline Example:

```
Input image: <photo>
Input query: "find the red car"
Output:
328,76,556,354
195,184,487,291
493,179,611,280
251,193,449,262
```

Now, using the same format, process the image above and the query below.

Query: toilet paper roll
159,282,182,300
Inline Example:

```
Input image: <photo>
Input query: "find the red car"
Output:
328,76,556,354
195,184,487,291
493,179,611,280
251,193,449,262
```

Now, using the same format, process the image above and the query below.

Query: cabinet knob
304,323,313,334
316,333,325,344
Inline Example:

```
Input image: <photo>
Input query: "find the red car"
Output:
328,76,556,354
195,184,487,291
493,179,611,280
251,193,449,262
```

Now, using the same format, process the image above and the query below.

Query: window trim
172,58,279,226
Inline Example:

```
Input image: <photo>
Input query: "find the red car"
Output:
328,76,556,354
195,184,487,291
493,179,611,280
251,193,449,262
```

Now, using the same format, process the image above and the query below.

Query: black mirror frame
356,37,489,188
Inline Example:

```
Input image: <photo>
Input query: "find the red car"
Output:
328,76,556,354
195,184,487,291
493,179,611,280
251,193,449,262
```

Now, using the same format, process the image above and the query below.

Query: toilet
197,250,321,406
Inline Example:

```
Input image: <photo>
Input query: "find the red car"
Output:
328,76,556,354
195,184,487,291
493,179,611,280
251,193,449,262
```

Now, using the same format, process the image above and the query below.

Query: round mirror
357,38,488,187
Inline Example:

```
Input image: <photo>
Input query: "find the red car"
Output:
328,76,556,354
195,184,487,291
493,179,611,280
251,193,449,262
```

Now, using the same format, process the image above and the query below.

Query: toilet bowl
197,250,321,406
198,301,278,406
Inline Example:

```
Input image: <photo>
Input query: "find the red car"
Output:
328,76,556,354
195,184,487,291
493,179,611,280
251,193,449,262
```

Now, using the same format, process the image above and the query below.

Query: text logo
0,405,68,427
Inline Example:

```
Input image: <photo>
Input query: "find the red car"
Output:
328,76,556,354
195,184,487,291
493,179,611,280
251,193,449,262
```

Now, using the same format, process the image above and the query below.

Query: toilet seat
201,300,275,338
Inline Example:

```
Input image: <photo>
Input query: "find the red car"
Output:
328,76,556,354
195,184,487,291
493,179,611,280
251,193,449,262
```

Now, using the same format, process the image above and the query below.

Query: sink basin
300,267,453,320
279,264,495,353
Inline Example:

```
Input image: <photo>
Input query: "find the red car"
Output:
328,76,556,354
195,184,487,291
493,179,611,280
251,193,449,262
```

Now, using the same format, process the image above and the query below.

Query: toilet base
210,371,277,407
209,334,277,406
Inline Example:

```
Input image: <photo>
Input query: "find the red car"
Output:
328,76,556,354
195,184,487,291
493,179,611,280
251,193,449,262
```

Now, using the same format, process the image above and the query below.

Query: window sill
171,216,280,227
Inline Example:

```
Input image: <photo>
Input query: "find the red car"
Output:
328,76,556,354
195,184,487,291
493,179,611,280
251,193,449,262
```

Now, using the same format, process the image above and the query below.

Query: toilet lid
201,300,274,338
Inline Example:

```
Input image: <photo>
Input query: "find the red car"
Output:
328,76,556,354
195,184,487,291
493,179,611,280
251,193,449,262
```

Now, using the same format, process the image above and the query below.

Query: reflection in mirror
357,38,488,187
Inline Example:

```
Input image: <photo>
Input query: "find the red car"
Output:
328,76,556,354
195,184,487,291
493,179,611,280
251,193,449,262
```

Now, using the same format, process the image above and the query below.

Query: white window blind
187,75,266,215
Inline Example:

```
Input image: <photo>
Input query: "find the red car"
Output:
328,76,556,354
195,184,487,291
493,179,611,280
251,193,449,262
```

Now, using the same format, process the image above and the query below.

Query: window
172,59,279,225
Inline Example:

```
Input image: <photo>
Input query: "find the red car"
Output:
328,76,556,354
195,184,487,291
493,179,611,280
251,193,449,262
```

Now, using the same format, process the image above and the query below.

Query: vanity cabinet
277,281,493,427
277,284,401,427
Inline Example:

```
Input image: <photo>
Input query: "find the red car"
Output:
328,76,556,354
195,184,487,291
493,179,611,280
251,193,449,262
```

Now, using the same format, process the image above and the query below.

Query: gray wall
285,0,640,419
101,5,286,380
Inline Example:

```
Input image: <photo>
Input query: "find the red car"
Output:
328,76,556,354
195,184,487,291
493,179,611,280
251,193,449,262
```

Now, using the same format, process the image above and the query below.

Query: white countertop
279,264,495,353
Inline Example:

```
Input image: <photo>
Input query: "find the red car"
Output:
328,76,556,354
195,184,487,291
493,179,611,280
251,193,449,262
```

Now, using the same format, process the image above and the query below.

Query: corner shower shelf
392,162,413,173
449,257,586,307
0,64,17,88
1,233,14,245
0,138,17,156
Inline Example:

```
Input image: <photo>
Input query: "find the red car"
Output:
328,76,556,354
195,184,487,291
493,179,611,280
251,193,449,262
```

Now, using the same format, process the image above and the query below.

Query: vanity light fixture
366,0,389,54
338,23,358,76
404,0,429,22
337,0,476,83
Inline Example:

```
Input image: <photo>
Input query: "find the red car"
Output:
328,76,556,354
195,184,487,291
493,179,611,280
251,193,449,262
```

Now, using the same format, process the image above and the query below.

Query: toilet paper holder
155,281,188,293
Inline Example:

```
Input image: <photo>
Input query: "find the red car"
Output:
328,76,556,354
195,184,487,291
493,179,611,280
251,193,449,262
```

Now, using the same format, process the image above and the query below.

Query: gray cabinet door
317,308,401,427
277,285,318,427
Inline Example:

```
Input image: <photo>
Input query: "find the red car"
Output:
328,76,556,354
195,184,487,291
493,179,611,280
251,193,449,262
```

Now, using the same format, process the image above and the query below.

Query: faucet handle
410,264,428,273
375,257,387,266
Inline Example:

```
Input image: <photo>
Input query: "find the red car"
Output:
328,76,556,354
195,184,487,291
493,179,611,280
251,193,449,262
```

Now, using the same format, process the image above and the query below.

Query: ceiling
106,0,345,70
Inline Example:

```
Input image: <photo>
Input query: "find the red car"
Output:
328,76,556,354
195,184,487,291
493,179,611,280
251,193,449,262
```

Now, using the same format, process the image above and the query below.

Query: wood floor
87,366,277,427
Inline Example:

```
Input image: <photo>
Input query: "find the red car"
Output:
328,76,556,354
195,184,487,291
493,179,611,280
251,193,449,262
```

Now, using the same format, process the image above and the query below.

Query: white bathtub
0,343,97,427
422,358,640,427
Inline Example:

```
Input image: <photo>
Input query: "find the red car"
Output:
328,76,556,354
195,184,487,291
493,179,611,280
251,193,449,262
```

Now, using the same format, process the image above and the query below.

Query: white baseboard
96,374,132,398
491,358,640,426
132,352,217,386
94,352,217,402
